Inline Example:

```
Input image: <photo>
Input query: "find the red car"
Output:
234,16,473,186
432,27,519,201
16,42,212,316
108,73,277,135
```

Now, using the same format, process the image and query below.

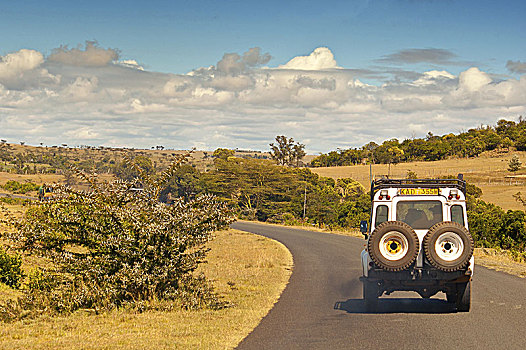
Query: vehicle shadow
334,297,457,314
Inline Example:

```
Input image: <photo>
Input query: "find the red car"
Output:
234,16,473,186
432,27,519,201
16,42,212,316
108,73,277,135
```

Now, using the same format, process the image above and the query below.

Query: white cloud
458,67,491,92
129,98,169,113
412,70,455,86
208,75,254,91
0,49,44,80
118,60,144,70
1,44,525,152
279,47,340,70
0,49,58,90
214,47,271,76
64,127,100,140
48,41,118,67
62,76,98,100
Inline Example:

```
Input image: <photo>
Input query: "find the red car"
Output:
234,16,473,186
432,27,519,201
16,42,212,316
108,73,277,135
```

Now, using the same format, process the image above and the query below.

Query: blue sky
2,0,524,77
1,0,525,151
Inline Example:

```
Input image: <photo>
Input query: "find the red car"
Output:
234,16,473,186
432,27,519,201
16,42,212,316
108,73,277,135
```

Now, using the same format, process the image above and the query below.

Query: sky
1,0,525,153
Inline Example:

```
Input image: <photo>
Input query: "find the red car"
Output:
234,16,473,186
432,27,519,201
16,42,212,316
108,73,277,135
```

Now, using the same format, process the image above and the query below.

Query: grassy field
311,151,526,211
0,228,293,350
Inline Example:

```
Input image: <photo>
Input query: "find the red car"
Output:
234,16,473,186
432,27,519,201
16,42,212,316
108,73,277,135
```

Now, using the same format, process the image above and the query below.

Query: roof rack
370,174,466,201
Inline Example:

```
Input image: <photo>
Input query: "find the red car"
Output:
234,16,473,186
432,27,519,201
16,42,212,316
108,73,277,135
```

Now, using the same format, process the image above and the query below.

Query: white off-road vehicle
360,175,474,312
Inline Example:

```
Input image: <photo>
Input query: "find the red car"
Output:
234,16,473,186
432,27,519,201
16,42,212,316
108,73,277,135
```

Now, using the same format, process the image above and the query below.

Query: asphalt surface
0,192,36,200
232,221,526,350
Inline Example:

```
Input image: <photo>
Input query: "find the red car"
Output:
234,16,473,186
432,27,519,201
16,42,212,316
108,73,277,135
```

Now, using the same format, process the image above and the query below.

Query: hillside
310,118,526,168
310,151,526,211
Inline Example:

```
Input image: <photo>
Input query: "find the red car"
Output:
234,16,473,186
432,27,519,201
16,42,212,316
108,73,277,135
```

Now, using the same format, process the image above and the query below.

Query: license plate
398,188,439,195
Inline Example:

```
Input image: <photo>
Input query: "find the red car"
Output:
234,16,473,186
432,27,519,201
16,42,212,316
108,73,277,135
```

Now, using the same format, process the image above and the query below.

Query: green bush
0,248,24,289
508,155,522,172
1,180,40,194
468,197,526,254
6,156,234,317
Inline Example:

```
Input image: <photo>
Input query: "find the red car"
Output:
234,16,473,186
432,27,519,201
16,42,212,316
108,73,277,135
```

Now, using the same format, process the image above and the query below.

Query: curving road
232,221,525,350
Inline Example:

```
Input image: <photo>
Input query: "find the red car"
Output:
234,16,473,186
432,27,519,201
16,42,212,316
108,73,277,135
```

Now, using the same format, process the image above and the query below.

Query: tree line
161,156,369,229
311,118,526,167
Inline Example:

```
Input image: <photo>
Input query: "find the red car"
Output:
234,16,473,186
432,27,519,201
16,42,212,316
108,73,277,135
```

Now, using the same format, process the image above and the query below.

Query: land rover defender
360,175,474,312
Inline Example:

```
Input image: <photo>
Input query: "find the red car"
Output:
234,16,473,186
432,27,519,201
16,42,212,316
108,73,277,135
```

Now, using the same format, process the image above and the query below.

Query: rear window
396,201,442,229
375,205,389,227
451,205,465,226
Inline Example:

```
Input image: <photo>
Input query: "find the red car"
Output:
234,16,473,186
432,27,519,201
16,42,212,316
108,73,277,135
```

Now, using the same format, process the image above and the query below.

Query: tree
212,148,235,160
269,136,292,166
508,155,522,172
362,141,379,163
114,155,154,181
160,164,202,202
515,134,526,151
501,137,513,152
269,136,305,167
62,168,77,186
202,157,299,221
291,143,306,167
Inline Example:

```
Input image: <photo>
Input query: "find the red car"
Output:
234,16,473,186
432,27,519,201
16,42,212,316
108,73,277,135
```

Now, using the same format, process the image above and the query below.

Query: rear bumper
360,267,471,283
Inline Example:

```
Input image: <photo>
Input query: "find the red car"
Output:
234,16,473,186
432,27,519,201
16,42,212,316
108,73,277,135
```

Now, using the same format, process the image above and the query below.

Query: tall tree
291,143,306,167
269,135,292,166
269,135,305,167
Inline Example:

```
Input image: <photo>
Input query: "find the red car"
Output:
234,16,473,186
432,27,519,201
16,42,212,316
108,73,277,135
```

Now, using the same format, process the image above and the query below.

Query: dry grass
310,151,526,211
0,171,114,198
0,203,25,220
0,229,293,350
0,173,63,187
474,248,526,278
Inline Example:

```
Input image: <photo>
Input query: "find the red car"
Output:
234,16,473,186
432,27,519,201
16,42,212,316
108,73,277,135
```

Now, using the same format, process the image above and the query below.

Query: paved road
232,222,525,350
0,192,36,200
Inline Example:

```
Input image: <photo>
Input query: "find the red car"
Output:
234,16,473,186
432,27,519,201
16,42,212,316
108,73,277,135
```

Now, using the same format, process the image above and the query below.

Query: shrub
468,197,526,253
0,248,23,289
6,155,234,317
406,170,418,179
1,180,40,194
508,155,522,172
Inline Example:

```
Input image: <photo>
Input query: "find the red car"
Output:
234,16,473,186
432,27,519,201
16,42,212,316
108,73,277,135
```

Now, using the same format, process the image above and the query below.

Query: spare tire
368,221,419,271
424,221,473,272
